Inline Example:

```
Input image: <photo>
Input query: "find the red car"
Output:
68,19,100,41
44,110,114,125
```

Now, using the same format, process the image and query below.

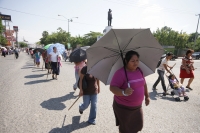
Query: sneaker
79,110,83,114
152,86,157,90
87,121,96,125
186,86,193,90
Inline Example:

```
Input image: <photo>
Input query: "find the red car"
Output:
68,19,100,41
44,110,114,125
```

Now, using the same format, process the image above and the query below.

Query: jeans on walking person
79,94,97,124
153,69,166,92
153,52,173,95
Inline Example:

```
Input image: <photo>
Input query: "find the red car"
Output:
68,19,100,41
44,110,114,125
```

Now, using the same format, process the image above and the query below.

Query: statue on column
108,9,112,26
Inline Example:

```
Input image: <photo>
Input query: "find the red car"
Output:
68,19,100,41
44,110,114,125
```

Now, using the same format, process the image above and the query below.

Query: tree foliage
19,42,28,48
0,18,7,46
39,28,103,49
153,26,200,50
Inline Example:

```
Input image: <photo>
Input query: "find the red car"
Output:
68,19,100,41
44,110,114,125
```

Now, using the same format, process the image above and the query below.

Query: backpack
156,56,166,68
77,66,88,90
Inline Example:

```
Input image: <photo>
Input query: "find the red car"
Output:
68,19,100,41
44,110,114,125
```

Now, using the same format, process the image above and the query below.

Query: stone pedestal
97,26,113,41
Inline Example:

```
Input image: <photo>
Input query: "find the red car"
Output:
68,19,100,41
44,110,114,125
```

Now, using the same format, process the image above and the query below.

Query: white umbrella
86,28,164,85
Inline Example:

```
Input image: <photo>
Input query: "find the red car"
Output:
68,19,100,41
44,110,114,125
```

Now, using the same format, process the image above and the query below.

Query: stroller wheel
175,97,180,101
171,91,175,96
184,96,189,101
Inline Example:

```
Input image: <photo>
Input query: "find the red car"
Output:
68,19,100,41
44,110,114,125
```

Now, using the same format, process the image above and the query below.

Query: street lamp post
194,14,200,49
58,15,78,47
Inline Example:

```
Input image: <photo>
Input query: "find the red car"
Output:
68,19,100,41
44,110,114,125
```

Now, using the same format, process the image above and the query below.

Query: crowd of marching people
23,43,196,133
0,46,21,59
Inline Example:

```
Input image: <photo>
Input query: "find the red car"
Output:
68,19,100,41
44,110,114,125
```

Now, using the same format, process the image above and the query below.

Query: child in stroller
169,74,186,97
168,74,189,101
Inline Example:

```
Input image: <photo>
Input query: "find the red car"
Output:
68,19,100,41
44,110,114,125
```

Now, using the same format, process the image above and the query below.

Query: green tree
0,18,7,46
19,42,28,47
40,31,49,45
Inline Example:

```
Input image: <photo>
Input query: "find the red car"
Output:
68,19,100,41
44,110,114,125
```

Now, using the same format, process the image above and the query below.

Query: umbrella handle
128,83,130,88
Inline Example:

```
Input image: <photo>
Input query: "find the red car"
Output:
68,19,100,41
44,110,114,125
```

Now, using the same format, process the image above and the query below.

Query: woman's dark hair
186,49,194,56
53,47,56,50
124,51,139,65
167,52,173,56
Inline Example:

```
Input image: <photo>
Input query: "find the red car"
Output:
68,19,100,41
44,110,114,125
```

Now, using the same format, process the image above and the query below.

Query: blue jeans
153,69,167,92
79,94,98,124
73,70,79,89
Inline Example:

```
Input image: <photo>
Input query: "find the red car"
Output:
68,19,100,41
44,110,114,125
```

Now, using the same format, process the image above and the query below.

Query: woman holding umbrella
110,51,150,133
48,47,62,79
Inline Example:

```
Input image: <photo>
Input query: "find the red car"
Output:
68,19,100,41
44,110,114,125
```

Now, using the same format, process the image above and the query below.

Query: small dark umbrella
69,48,87,62
33,48,45,54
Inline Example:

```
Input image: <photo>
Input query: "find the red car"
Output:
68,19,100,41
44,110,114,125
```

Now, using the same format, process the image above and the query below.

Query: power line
0,7,104,27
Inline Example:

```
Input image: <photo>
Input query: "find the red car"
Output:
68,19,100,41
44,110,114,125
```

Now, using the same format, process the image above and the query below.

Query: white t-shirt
49,52,61,62
157,58,168,71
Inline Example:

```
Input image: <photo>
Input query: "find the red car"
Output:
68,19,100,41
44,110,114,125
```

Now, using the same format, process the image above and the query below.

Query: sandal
52,75,54,79
186,86,193,90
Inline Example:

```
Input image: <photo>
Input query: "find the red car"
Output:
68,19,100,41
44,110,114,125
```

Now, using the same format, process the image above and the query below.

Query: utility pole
194,14,200,49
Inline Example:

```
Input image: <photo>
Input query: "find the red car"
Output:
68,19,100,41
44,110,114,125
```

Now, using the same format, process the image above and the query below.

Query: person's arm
144,83,150,106
163,64,171,74
48,54,51,62
97,79,100,93
79,73,84,96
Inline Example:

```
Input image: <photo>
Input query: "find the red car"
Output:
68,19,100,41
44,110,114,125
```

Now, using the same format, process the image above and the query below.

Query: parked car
192,52,200,59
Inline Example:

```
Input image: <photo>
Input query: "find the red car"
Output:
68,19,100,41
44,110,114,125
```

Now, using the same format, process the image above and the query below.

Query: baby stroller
166,69,189,102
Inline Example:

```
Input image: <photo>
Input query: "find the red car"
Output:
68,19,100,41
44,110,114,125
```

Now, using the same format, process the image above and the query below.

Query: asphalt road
0,52,200,133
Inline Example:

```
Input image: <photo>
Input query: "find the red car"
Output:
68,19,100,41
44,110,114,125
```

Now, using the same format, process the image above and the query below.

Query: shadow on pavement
21,66,36,69
24,79,50,85
24,74,46,78
149,91,157,100
49,116,90,133
32,69,45,72
40,92,78,110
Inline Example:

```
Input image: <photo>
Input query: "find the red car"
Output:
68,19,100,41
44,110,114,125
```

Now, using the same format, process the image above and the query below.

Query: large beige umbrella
86,28,164,85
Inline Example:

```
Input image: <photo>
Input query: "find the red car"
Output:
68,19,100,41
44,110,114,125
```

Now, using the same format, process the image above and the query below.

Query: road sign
0,14,11,21
13,26,18,32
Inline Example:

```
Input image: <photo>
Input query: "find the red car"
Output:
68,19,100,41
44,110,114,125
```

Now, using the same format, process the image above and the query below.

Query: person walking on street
13,48,19,59
153,52,173,95
1,48,6,57
48,47,62,80
179,49,195,90
110,51,150,133
35,50,41,67
79,65,100,125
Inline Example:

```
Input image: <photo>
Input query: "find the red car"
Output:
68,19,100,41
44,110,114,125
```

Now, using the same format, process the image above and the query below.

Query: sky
0,0,200,44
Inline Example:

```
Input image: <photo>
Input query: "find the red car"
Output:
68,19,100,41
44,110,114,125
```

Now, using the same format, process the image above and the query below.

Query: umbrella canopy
0,47,6,50
33,48,45,54
69,48,87,62
86,28,164,85
47,43,65,55
44,44,53,50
